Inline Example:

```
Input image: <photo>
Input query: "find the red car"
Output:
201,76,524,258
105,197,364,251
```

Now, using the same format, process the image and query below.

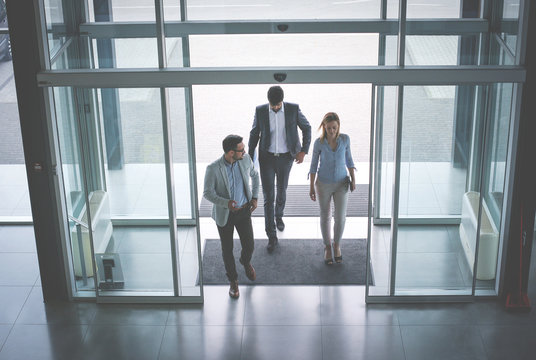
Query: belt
268,151,290,157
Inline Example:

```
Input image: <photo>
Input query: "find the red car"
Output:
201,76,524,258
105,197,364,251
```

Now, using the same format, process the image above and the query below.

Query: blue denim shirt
224,159,248,207
309,133,355,184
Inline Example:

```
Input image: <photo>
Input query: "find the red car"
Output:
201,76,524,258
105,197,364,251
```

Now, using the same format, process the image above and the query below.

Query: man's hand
228,200,239,212
295,151,306,164
250,198,258,212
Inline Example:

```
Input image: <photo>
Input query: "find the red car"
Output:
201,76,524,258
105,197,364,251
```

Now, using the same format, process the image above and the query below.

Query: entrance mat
199,184,369,217
202,238,372,285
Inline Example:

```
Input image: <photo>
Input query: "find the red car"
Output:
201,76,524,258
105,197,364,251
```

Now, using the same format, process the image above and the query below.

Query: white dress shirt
268,103,289,154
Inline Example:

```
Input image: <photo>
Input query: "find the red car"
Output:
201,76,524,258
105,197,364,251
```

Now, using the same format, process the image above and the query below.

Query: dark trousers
258,151,294,238
217,207,255,282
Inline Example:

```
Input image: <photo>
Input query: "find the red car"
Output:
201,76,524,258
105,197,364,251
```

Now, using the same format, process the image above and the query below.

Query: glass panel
368,86,396,296
392,85,489,296
501,0,520,55
92,87,174,295
93,38,159,69
169,88,201,296
475,83,513,292
189,34,379,67
53,87,96,293
398,85,460,218
377,86,397,219
43,0,65,62
405,36,459,66
187,0,381,21
388,0,462,19
165,37,185,67
99,88,169,218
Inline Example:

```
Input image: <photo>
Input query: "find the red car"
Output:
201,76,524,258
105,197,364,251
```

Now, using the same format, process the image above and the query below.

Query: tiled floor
1,225,536,360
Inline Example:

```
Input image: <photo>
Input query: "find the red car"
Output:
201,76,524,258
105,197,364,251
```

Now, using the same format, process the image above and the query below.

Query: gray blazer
248,102,311,159
203,154,260,227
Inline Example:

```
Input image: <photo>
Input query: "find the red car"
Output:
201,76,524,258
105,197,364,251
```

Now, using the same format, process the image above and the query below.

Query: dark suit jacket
248,102,311,159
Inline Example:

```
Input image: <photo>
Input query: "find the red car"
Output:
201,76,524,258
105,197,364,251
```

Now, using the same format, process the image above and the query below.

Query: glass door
366,82,515,301
53,85,202,302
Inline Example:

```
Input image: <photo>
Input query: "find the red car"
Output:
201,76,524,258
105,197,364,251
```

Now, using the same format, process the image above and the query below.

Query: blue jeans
258,151,293,238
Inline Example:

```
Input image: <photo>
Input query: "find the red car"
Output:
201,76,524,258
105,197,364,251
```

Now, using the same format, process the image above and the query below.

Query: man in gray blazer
248,86,311,252
204,135,260,298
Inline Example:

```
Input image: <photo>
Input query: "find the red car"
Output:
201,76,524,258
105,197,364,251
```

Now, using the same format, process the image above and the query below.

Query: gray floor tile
395,252,466,288
115,253,174,291
0,286,31,324
159,325,242,360
401,325,487,360
241,325,322,360
470,300,536,326
322,325,405,360
91,304,170,326
396,225,456,253
0,253,39,286
0,324,87,360
0,226,36,252
396,303,476,325
16,287,96,325
479,325,536,360
115,226,172,253
244,286,321,325
320,286,398,325
167,286,247,325
80,325,164,360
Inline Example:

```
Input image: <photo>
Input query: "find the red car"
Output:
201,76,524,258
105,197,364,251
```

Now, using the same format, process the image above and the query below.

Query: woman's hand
350,181,356,192
309,188,316,201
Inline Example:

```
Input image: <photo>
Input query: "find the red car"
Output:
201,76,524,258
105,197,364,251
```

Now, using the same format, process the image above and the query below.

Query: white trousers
315,179,349,246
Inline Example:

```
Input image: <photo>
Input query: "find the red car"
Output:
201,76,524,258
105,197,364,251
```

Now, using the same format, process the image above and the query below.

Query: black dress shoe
267,236,278,253
276,217,285,231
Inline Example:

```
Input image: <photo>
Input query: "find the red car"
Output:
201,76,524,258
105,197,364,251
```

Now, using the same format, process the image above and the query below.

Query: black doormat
201,238,372,285
199,184,369,217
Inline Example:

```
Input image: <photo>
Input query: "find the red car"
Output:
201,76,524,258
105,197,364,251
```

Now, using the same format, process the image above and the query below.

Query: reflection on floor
1,224,536,360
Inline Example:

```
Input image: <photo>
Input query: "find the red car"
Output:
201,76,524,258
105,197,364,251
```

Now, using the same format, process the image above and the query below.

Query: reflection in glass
187,0,381,21
92,38,159,68
391,85,488,296
405,36,459,66
53,87,96,293
395,0,462,19
189,34,379,67
94,88,175,294
170,88,200,296
87,0,181,22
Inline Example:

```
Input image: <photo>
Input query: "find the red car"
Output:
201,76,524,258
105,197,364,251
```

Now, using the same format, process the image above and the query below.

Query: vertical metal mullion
389,0,407,296
155,0,181,297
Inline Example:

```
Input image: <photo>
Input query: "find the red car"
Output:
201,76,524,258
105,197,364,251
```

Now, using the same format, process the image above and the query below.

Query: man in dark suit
248,86,311,252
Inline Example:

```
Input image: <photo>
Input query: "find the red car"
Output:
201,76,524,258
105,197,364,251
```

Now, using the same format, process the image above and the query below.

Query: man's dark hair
222,134,243,153
267,86,284,105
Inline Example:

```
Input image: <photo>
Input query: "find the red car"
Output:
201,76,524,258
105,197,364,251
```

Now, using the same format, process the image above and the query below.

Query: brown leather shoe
240,258,256,281
229,281,239,299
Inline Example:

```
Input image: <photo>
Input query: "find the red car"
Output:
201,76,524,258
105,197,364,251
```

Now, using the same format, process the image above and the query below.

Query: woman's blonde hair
318,112,340,142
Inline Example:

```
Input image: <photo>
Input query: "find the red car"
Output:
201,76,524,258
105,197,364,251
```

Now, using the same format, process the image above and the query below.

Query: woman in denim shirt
309,112,356,265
